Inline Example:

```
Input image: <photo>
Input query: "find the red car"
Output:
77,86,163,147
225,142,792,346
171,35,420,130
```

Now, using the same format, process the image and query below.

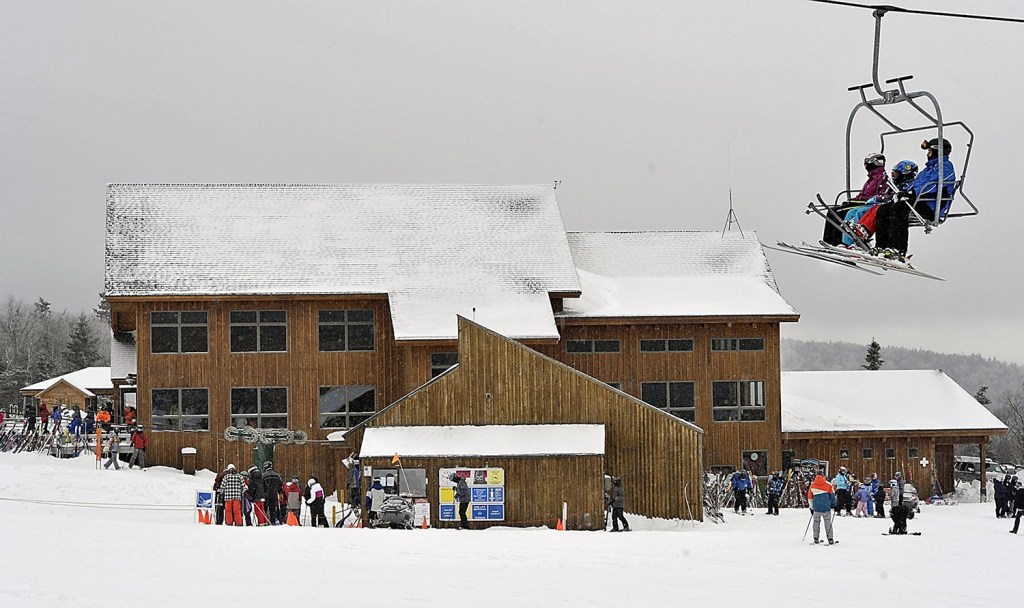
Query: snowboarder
873,138,957,261
128,425,147,469
807,473,837,545
451,473,471,530
889,503,913,535
822,152,892,246
284,476,302,525
103,429,121,470
221,464,245,527
731,470,752,514
766,471,784,516
306,477,328,528
262,462,283,525
1010,480,1024,534
610,477,630,532
832,467,852,516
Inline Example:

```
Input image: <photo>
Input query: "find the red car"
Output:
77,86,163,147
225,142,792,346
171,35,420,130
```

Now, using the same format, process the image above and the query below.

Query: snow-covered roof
561,232,797,318
105,184,581,341
781,370,1008,433
22,367,113,396
356,424,606,457
388,292,559,341
110,332,137,380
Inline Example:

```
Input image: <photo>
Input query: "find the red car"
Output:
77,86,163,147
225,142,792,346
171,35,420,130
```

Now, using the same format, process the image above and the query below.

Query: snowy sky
1,0,1022,363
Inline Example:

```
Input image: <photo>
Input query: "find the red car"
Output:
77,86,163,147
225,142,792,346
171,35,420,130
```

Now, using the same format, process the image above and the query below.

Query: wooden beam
979,438,987,503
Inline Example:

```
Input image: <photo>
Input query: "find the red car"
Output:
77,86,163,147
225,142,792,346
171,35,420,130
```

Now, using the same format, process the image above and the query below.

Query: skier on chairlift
823,152,892,247
839,159,918,247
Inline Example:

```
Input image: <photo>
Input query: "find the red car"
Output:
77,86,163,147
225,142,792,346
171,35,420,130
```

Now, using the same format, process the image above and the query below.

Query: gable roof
781,370,1008,433
561,231,797,319
21,367,113,396
105,184,581,341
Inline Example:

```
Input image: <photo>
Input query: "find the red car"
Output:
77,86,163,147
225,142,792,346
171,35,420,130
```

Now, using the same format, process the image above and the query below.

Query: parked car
953,456,1005,483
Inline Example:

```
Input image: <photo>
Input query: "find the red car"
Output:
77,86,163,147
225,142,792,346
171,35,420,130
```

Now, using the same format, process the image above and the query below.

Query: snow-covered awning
21,367,113,395
388,292,559,341
781,370,1008,433
357,424,605,457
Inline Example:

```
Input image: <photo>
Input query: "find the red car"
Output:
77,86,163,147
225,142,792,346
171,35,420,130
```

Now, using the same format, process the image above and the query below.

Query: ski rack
841,8,978,233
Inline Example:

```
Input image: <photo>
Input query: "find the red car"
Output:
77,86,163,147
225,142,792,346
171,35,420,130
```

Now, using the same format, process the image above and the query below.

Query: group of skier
993,474,1024,533
213,461,329,528
805,467,914,544
822,138,957,262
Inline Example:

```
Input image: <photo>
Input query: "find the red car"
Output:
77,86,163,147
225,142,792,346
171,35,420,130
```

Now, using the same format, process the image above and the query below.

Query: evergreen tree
93,293,110,322
862,338,884,370
974,386,991,406
66,313,99,370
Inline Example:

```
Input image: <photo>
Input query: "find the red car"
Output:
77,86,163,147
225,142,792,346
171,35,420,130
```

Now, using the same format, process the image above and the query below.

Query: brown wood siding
538,321,782,472
354,319,704,522
362,455,605,530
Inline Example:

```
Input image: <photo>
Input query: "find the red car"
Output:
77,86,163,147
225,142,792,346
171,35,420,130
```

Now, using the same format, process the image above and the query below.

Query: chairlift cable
806,0,1024,24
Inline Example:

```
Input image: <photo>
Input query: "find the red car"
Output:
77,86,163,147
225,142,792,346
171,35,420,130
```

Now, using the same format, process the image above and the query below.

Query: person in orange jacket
123,406,137,426
807,472,837,545
96,408,111,431
128,425,147,469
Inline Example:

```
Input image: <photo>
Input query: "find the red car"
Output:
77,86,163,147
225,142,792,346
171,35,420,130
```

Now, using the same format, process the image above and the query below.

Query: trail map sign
438,467,505,522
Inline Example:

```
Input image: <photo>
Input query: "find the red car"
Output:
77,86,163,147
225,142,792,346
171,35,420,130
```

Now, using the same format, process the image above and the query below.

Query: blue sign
487,487,504,503
195,491,213,509
487,504,504,520
439,504,456,521
471,488,489,503
471,504,489,520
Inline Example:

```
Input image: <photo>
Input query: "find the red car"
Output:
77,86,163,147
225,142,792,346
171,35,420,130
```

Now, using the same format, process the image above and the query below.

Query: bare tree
997,384,1024,464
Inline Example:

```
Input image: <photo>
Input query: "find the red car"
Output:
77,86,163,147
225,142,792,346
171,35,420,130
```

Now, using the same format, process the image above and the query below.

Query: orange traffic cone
286,512,299,526
204,510,212,524
556,518,564,531
421,516,429,529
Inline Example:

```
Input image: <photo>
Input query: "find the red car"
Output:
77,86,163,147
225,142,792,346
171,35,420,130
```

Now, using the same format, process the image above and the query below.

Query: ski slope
0,452,1014,607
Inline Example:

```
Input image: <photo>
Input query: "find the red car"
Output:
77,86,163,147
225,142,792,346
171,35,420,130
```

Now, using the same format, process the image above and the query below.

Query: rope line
806,0,1024,24
0,497,192,511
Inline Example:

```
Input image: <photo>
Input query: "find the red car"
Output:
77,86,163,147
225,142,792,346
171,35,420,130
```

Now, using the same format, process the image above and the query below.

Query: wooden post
979,439,987,503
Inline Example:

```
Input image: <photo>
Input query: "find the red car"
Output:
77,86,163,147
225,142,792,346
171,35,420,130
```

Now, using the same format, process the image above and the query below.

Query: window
640,339,694,353
839,449,850,459
430,352,458,378
908,447,920,459
230,310,287,352
641,381,695,422
743,451,768,477
151,311,208,354
606,382,622,390
565,339,621,353
319,385,376,428
712,380,766,421
711,338,764,352
230,387,288,428
318,309,375,352
151,388,209,431
885,448,896,460
863,448,874,459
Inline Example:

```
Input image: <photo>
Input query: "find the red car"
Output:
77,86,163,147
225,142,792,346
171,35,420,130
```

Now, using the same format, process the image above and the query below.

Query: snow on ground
0,452,1017,607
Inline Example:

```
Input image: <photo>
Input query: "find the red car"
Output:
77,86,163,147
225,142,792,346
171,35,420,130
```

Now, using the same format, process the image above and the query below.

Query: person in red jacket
123,406,137,426
128,425,147,469
39,403,50,431
283,477,302,525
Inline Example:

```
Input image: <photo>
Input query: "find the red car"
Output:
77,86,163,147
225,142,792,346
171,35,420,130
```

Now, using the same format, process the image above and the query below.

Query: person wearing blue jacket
867,474,881,517
874,138,957,261
832,467,853,516
766,471,784,516
808,474,837,545
731,470,752,514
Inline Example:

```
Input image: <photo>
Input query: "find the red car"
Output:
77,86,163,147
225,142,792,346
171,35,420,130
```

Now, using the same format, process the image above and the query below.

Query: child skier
872,474,886,518
766,471,784,516
103,429,121,470
854,483,871,517
731,470,752,515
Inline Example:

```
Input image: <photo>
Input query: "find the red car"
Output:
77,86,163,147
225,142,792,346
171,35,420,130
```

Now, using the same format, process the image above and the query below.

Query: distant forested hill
781,338,1024,409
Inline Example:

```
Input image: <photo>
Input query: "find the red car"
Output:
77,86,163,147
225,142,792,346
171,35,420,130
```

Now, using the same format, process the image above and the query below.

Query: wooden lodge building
20,367,115,412
102,183,1006,521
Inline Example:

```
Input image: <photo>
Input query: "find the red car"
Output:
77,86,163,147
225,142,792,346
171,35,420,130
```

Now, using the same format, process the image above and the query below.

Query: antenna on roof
553,180,561,190
721,189,745,237
472,307,476,322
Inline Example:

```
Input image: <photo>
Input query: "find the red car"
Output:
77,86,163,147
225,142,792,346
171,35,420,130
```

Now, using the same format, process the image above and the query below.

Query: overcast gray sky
1,0,1022,363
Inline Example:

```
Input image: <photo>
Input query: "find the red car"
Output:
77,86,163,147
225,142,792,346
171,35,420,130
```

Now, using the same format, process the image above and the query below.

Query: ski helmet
922,138,952,154
227,463,236,471
263,461,273,470
890,160,918,187
863,152,885,169
307,478,315,487
291,476,299,483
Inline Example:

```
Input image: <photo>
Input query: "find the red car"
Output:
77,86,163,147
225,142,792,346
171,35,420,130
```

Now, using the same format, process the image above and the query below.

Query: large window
565,339,621,354
151,311,208,354
712,380,766,421
318,310,375,352
863,448,874,459
230,310,287,352
430,352,458,378
230,387,288,428
711,338,764,352
319,385,376,428
151,388,209,431
640,338,694,353
641,381,696,422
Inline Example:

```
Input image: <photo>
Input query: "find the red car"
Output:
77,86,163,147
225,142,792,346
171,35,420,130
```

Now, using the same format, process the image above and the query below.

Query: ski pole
802,512,813,541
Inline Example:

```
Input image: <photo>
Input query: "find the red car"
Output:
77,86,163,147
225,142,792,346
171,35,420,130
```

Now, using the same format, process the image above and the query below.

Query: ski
881,532,922,536
814,241,945,281
766,241,883,275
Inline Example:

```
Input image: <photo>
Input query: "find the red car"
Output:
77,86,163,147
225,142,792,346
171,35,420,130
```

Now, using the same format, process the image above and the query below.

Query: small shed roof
22,367,113,396
356,424,606,457
561,231,797,318
781,370,1008,433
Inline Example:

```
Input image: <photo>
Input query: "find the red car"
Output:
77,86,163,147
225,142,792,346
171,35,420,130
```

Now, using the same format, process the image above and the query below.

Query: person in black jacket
262,462,283,525
610,477,630,532
451,473,471,529
994,476,1007,518
1010,480,1024,534
247,466,268,526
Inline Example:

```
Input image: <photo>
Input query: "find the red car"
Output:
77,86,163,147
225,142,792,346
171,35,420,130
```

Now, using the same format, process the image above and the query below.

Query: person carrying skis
261,461,283,525
610,477,630,532
766,471,784,516
1009,480,1024,534
731,470,752,514
103,429,121,470
306,477,328,528
823,153,892,246
221,464,245,526
831,467,852,516
873,138,957,262
128,425,147,469
284,476,302,525
807,473,837,545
